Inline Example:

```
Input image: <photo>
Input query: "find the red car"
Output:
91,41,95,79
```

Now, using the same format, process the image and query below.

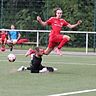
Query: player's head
35,47,43,56
11,25,15,29
54,7,62,18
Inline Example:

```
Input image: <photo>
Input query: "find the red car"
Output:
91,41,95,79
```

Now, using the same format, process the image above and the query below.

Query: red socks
58,38,69,49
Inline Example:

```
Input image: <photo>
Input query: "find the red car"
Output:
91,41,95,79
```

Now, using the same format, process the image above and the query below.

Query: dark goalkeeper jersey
31,55,42,68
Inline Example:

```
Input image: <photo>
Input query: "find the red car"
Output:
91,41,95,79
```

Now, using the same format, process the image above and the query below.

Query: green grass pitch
0,50,96,96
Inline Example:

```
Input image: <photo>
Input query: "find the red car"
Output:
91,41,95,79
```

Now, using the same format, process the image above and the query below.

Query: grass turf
0,50,96,96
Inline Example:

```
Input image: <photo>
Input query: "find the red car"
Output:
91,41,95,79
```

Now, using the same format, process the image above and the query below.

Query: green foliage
0,0,95,47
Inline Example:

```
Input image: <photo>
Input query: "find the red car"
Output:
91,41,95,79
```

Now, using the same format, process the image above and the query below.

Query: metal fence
0,29,95,54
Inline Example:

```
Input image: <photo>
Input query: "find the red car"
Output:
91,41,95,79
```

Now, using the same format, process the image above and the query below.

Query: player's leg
25,47,43,57
29,63,40,73
46,67,58,72
7,40,13,51
0,38,2,44
25,48,36,57
4,38,7,45
39,62,57,73
27,66,39,73
9,39,17,51
12,39,17,45
58,35,70,49
17,63,33,72
17,64,39,73
9,44,13,51
17,66,27,72
39,66,58,73
25,41,55,56
39,65,48,73
17,38,28,44
54,35,70,55
9,43,13,51
0,39,6,51
2,38,7,50
42,38,57,55
25,46,53,56
43,47,53,55
17,56,33,72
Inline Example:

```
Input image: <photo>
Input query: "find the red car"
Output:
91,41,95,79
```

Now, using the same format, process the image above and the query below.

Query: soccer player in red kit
25,7,82,56
0,30,7,51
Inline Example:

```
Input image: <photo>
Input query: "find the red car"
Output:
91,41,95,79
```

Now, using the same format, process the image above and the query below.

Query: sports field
0,50,96,96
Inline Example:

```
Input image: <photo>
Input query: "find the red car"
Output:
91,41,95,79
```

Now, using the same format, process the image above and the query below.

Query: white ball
8,54,16,62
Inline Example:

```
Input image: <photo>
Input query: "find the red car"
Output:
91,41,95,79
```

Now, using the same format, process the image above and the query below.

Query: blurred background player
0,30,7,51
36,7,82,55
7,24,28,51
7,25,21,51
18,47,57,73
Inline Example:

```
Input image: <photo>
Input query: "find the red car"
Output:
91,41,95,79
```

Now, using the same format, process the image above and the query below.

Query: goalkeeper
17,47,57,73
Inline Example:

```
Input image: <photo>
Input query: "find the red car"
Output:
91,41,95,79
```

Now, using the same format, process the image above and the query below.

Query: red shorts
1,38,7,43
17,38,29,44
48,34,63,48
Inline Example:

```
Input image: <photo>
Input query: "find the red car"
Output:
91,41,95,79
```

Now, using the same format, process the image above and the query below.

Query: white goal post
0,29,96,54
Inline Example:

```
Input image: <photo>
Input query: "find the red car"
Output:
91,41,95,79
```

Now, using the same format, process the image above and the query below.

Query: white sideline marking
48,89,96,96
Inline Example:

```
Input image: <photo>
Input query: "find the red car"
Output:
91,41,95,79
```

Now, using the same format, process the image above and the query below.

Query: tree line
0,0,95,47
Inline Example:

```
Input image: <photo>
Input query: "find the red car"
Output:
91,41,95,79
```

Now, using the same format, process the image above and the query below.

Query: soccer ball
8,54,16,62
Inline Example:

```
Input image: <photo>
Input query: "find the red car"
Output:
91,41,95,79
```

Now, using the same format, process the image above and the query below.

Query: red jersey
46,17,69,36
0,32,7,40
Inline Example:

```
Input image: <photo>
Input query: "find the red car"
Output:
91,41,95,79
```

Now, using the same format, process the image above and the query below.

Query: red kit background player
0,30,7,51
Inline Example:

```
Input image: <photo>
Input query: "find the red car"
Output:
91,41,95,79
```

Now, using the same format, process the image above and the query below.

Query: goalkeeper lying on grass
17,47,57,73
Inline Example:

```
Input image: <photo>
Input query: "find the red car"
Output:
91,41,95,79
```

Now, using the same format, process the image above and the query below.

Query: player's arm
17,32,21,40
67,20,82,29
37,16,48,26
8,32,11,40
